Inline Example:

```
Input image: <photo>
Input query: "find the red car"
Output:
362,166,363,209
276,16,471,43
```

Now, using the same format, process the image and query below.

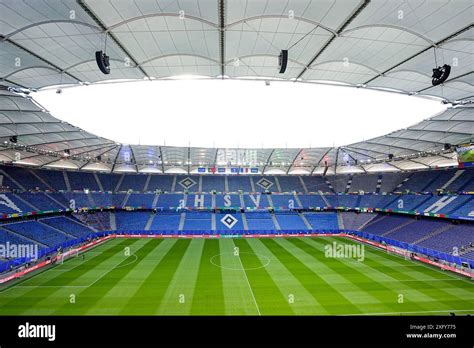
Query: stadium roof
0,0,473,174
0,0,472,101
0,87,472,174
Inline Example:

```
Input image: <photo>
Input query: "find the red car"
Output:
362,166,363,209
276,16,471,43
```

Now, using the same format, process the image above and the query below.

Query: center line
233,242,261,316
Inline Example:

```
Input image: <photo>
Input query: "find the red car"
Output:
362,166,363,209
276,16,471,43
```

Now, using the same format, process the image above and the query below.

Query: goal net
386,245,412,260
60,248,80,264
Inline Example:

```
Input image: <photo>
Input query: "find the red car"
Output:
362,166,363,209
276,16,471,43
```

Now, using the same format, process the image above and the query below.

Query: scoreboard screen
456,143,474,167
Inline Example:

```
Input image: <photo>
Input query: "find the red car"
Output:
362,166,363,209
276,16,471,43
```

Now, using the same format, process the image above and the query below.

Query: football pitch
0,237,472,315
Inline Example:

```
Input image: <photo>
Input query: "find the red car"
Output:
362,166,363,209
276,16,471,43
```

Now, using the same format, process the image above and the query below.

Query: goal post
386,245,412,260
60,248,80,264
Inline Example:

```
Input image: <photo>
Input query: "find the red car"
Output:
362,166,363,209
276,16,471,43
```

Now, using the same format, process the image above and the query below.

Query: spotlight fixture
9,136,18,144
432,64,451,86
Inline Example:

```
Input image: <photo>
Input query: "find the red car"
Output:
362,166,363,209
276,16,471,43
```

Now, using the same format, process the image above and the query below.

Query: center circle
210,252,270,271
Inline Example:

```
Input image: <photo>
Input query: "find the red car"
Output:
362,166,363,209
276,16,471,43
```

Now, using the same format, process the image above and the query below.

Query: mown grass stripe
233,238,295,315
285,237,411,314
21,239,145,316
260,238,362,315
308,237,472,313
360,244,474,312
219,239,261,315
0,236,472,316
0,238,135,315
335,237,474,304
275,238,389,311
119,239,190,315
156,239,205,315
53,239,161,315
358,241,474,296
245,238,329,315
190,239,226,315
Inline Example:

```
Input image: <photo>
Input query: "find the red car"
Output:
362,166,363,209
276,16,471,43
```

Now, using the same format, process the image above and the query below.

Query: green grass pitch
0,237,472,315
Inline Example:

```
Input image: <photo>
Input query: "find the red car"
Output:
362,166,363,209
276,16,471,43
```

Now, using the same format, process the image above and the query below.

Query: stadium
0,1,473,342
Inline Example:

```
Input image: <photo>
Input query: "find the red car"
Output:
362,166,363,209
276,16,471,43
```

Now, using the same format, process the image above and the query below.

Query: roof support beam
0,78,28,89
347,145,388,156
212,148,219,169
158,146,165,173
363,140,438,154
262,149,275,174
347,143,453,164
38,156,76,168
365,24,473,85
310,148,333,174
37,143,116,166
387,131,472,147
341,146,377,160
333,148,340,174
11,142,116,162
406,158,430,168
296,0,370,80
385,133,470,143
78,144,119,170
339,148,367,173
417,71,474,94
0,136,113,150
383,161,403,171
0,35,82,84
286,149,304,174
77,0,149,79
110,144,122,173
187,146,191,174
218,0,225,78
3,129,102,140
129,146,138,173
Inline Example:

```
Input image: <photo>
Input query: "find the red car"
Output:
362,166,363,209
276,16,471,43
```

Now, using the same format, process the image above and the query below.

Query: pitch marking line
114,254,138,269
359,242,474,286
388,278,466,282
14,254,139,290
17,285,88,288
344,309,474,316
233,246,261,316
85,253,138,288
209,252,270,271
0,245,116,293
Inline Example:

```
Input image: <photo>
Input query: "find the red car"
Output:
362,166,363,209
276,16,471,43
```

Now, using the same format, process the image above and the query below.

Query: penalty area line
85,254,137,288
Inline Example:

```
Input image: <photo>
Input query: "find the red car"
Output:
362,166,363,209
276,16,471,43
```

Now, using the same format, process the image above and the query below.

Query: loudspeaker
444,143,452,150
95,50,111,75
388,154,394,160
278,50,288,74
9,136,17,143
432,64,451,86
